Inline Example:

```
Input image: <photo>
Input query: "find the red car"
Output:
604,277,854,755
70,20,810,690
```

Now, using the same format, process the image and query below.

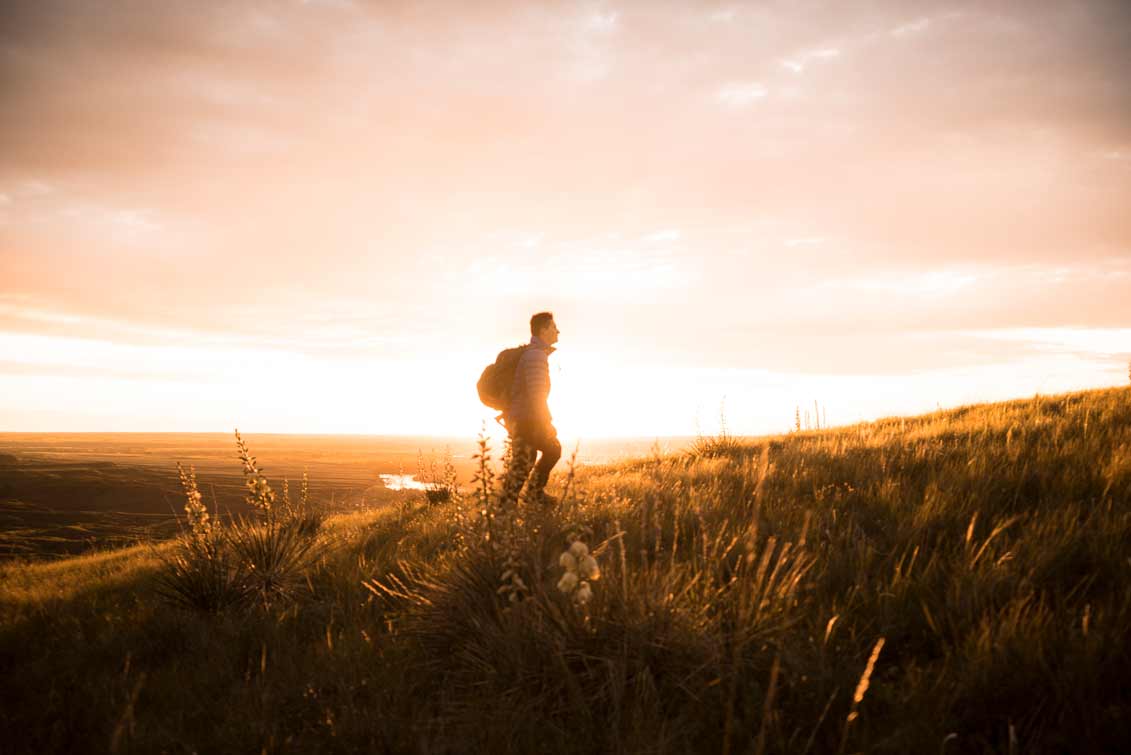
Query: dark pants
503,420,561,504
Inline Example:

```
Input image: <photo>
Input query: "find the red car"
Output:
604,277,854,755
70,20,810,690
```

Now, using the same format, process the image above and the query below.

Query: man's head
530,311,559,346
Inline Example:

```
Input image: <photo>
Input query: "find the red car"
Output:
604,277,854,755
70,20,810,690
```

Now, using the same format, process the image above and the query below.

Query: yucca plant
154,458,246,612
158,435,324,613
279,470,324,537
235,428,276,522
228,517,322,607
154,528,248,613
175,462,214,539
688,422,748,459
282,507,324,539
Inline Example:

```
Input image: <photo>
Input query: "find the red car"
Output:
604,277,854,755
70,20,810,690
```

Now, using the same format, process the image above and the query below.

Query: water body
379,474,435,491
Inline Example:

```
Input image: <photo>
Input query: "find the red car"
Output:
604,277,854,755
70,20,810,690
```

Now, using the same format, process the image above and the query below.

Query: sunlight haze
1,0,1128,438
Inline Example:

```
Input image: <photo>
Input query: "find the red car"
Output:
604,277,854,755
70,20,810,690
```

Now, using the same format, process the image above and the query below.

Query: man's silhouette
503,311,562,506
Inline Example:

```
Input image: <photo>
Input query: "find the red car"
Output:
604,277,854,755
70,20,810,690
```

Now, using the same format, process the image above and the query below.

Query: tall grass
2,387,1130,753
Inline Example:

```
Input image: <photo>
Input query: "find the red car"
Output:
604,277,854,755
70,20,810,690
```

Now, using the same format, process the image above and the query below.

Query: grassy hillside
2,387,1129,753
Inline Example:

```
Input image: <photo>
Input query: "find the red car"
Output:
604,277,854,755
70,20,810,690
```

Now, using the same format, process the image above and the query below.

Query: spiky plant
228,518,322,608
155,462,245,612
154,527,248,613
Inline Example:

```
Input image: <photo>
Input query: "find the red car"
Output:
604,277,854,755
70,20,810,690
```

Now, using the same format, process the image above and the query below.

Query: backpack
477,344,530,412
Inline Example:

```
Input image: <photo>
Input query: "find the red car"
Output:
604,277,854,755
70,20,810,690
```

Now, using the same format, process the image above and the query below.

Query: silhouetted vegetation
417,447,460,505
2,387,1129,753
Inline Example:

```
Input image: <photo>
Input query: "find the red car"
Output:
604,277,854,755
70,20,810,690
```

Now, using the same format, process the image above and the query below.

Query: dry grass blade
839,636,886,755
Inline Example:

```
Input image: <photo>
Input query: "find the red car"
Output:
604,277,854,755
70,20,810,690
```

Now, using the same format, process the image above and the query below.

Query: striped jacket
507,336,555,427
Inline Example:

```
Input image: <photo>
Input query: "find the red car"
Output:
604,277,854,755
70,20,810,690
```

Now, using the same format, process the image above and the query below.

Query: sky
1,0,1129,441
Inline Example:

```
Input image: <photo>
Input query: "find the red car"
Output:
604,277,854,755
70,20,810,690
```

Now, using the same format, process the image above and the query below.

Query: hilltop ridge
2,387,1129,753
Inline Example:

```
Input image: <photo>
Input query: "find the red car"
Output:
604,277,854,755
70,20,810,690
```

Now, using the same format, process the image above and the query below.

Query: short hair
530,311,554,336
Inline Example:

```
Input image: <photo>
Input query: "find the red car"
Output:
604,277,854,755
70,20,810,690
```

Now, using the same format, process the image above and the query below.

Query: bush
153,530,248,613
156,433,325,613
417,446,460,505
227,518,322,607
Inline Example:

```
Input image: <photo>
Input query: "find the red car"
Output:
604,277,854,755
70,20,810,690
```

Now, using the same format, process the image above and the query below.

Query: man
503,311,562,506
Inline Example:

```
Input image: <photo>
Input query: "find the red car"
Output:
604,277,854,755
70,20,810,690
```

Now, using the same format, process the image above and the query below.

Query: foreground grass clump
2,387,1130,753
152,433,327,613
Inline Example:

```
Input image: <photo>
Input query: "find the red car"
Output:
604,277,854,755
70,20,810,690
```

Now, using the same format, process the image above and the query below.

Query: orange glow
0,2,1128,436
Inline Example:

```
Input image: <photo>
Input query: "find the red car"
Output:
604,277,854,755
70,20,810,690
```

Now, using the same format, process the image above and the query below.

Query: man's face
540,319,560,346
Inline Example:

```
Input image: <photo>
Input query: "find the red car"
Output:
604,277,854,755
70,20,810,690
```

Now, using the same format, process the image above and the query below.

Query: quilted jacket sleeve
514,347,552,425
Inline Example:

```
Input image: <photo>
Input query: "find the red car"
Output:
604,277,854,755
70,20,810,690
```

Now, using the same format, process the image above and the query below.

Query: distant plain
0,432,689,560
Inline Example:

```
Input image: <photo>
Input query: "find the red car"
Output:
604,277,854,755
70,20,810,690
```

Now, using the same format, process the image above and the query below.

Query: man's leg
501,430,537,507
528,426,562,499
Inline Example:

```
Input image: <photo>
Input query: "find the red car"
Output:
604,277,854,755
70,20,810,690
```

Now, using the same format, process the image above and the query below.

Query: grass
1,386,1130,753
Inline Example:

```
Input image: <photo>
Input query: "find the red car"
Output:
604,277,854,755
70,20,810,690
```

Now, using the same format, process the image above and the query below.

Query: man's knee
544,438,562,467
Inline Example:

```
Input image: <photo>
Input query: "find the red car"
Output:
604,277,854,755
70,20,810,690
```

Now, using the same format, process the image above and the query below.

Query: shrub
417,447,460,505
153,528,248,613
156,434,324,612
227,518,322,608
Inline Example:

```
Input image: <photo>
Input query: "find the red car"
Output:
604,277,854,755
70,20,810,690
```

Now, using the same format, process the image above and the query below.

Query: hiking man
502,311,562,506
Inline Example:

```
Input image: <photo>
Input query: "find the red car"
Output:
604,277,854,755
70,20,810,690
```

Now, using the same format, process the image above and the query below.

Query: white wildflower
177,462,212,538
499,549,529,605
557,571,579,593
578,554,600,581
558,533,599,606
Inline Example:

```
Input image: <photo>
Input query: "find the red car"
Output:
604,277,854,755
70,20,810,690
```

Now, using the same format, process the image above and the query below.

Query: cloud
20,180,53,196
58,205,162,243
780,46,841,74
784,236,827,248
969,328,1131,359
0,296,265,349
890,18,931,37
585,10,619,34
819,270,980,297
0,0,1129,430
643,229,680,243
299,0,357,9
714,82,768,107
462,245,687,300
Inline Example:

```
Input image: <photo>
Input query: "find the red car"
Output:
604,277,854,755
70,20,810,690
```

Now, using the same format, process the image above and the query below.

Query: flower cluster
176,462,212,539
498,550,529,604
470,426,497,544
557,539,600,605
236,429,276,519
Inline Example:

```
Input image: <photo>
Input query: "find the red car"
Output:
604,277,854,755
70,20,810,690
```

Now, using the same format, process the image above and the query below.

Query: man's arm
517,348,552,426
